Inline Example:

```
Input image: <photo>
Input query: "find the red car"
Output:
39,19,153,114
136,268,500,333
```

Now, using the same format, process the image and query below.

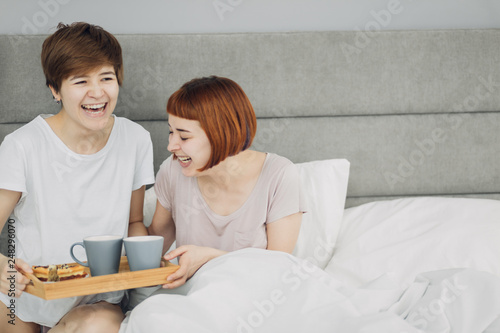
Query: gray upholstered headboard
1,29,499,210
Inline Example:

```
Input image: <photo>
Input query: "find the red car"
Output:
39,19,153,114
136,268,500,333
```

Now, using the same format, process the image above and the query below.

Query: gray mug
124,236,164,271
70,235,123,276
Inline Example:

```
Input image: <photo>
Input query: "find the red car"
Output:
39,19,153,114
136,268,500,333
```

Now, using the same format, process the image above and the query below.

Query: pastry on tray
32,263,88,282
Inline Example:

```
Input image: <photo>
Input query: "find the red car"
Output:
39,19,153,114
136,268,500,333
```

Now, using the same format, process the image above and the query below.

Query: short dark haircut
41,22,123,92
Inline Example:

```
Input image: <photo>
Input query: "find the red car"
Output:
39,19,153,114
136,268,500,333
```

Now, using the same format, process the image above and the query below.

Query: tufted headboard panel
1,29,499,210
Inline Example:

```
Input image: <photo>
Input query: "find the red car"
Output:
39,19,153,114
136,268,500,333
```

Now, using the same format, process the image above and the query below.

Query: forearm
128,221,148,237
203,247,227,262
164,245,227,265
148,223,175,255
128,186,148,237
162,245,228,288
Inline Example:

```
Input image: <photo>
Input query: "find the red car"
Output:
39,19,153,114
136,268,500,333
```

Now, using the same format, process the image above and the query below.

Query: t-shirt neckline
193,152,271,221
37,114,118,159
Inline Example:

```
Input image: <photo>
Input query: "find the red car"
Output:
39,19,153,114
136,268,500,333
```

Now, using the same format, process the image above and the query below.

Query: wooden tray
23,256,179,300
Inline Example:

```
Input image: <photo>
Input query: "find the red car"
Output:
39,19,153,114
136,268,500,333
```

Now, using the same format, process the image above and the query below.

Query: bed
1,29,499,332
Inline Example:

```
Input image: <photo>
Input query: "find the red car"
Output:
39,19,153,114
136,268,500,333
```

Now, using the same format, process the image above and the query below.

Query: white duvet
119,248,500,333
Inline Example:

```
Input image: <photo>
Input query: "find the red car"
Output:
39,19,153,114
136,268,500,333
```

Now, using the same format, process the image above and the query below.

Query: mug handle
70,242,89,267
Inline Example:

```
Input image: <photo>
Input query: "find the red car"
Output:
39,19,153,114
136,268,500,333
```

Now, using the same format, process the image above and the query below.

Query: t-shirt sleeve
132,132,155,190
266,162,305,224
154,157,172,211
0,136,27,194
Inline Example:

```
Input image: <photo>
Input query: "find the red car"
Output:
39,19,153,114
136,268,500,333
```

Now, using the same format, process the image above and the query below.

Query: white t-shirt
0,115,155,326
154,153,306,252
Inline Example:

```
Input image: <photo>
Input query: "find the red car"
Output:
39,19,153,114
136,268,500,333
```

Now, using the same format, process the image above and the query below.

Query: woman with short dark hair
0,22,154,333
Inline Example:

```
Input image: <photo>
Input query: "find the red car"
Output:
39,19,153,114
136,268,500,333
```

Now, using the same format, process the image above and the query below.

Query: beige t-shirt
154,153,306,251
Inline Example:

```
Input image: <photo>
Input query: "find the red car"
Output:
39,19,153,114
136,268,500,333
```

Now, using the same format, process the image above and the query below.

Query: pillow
292,159,350,269
325,197,500,287
143,159,351,269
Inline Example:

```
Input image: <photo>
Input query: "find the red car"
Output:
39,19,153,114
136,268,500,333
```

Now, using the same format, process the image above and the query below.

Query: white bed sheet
325,197,500,289
119,248,500,333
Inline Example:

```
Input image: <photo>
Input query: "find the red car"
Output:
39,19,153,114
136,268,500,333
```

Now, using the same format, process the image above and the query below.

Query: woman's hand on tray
161,245,226,289
0,255,32,298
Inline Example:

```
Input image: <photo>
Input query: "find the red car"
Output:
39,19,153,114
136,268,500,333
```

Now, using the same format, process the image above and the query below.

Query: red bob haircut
41,22,123,93
167,76,257,171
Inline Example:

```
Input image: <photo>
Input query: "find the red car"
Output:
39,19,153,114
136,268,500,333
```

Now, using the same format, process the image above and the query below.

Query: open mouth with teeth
176,156,192,167
177,156,192,163
81,103,107,116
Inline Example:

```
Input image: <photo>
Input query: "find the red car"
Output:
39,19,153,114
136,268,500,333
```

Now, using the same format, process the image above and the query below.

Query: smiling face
167,114,212,177
50,65,119,133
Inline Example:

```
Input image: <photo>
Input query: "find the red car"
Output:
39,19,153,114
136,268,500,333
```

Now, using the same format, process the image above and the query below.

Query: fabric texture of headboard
1,29,499,209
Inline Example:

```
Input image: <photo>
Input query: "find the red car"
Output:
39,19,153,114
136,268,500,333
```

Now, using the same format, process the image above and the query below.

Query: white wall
1,0,499,35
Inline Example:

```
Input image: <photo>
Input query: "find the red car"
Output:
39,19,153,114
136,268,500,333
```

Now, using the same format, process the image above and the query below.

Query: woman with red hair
149,76,306,289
